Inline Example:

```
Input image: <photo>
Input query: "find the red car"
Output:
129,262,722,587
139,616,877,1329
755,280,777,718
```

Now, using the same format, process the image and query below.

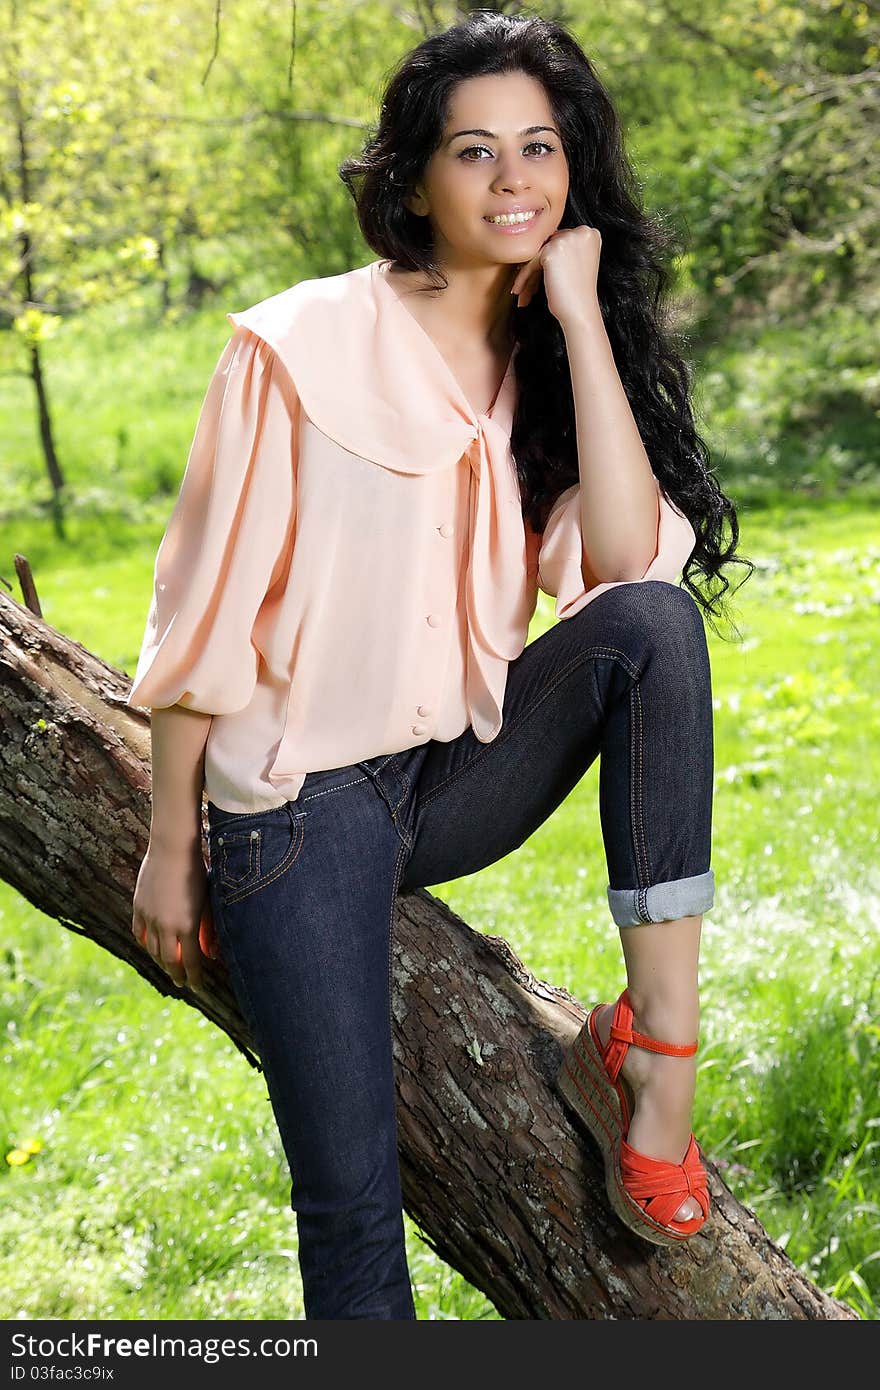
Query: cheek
434,174,486,226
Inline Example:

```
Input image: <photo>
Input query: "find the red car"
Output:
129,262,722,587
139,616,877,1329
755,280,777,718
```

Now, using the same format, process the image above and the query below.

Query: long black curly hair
339,8,753,638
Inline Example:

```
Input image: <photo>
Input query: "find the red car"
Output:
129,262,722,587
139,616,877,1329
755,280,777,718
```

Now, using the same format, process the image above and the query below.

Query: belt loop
376,755,407,816
358,754,407,817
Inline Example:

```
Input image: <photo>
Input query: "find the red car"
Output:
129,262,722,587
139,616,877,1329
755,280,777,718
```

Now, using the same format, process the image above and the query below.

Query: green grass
1,300,878,1320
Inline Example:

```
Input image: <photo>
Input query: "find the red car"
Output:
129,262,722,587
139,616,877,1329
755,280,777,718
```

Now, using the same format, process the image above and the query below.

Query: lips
483,209,541,222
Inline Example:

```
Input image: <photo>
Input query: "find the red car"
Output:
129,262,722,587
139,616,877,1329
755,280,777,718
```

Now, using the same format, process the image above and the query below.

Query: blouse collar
372,259,517,428
229,259,532,746
226,258,519,476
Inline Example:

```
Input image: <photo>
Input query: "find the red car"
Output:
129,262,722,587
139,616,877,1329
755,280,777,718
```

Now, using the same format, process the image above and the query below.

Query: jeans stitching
417,644,642,811
208,803,289,827
382,835,409,1279
387,834,408,1077
631,681,653,890
360,754,396,775
219,831,261,888
390,754,411,801
220,814,306,907
365,755,413,848
299,774,369,803
211,896,266,1074
388,755,413,837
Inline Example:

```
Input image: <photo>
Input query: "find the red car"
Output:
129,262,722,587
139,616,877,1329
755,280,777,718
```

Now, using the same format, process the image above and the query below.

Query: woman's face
406,70,570,270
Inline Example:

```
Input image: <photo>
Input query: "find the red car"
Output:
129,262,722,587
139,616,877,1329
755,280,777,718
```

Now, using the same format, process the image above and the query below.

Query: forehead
442,71,556,129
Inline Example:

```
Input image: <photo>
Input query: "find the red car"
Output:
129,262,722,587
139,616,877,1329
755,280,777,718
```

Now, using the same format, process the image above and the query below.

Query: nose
490,155,531,197
492,173,531,196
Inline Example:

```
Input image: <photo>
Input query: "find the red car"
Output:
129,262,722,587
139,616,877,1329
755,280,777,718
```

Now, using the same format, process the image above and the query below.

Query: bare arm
562,305,660,583
148,704,212,851
511,228,661,583
131,704,216,992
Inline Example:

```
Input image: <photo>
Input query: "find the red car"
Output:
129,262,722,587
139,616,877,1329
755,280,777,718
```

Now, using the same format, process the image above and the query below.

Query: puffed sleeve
536,474,696,620
125,326,298,714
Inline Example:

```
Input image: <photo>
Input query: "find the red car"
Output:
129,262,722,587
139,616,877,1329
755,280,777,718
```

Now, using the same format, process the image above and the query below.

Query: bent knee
574,579,704,649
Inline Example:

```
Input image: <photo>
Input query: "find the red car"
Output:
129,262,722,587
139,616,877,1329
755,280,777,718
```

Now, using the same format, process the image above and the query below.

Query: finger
509,255,538,300
517,285,533,308
158,933,187,988
520,272,543,308
179,931,207,994
199,884,220,961
516,263,543,309
199,910,220,962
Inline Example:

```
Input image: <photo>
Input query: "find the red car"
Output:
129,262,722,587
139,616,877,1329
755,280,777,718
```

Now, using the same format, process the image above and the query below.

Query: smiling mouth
483,209,541,226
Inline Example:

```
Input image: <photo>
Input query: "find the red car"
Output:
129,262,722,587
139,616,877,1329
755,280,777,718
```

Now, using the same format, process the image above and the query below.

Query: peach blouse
125,258,697,813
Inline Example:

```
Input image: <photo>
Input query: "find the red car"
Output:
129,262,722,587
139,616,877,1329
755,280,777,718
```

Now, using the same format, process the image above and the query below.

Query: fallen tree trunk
0,585,857,1320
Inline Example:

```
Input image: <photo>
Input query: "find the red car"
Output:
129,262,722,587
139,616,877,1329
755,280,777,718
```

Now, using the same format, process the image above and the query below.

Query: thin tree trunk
0,587,858,1321
27,340,65,498
9,36,66,534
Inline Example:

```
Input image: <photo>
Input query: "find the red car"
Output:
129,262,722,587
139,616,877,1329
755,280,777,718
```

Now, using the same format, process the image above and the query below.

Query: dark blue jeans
205,580,715,1319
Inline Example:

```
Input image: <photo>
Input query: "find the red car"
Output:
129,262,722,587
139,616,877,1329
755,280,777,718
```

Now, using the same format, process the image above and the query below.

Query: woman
128,11,751,1319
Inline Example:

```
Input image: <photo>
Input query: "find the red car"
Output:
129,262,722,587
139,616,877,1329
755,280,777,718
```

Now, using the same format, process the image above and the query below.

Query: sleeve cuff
537,477,697,620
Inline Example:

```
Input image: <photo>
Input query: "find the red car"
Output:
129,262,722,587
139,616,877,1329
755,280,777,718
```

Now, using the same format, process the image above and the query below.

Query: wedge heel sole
556,1025,697,1250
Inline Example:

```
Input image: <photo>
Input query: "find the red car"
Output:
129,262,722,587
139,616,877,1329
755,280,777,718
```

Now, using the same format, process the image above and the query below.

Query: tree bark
0,588,857,1321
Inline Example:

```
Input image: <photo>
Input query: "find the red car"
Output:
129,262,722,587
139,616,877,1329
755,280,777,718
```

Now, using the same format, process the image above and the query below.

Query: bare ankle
625,987,700,1047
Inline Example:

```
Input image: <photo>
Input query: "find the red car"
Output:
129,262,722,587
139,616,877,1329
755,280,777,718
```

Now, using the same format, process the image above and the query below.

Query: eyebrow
445,125,560,144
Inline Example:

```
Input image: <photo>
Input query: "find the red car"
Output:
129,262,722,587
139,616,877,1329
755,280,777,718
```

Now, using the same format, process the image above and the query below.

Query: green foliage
695,300,880,504
3,2,877,510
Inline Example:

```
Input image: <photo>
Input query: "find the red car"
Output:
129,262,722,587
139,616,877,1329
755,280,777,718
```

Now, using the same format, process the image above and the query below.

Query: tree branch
0,585,858,1320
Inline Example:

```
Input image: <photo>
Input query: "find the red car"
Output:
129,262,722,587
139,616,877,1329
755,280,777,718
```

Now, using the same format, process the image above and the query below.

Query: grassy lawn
1,305,877,1320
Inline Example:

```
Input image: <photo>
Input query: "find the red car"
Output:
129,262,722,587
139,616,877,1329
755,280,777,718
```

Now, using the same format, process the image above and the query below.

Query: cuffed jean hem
607,869,715,927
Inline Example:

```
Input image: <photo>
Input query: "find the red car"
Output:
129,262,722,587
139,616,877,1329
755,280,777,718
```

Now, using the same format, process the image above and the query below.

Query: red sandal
556,988,710,1247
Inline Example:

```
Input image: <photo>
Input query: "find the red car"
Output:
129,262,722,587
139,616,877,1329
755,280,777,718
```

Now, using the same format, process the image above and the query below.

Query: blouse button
412,724,427,736
416,705,431,717
438,523,455,538
427,613,442,628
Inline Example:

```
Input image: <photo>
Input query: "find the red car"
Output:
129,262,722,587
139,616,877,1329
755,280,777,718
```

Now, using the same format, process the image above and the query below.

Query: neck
388,261,517,354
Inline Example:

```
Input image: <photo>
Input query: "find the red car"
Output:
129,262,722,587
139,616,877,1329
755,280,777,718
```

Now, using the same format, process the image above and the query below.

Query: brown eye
458,141,557,161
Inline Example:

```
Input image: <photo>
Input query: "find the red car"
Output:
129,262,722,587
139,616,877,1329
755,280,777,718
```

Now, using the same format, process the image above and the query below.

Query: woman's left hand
510,224,602,326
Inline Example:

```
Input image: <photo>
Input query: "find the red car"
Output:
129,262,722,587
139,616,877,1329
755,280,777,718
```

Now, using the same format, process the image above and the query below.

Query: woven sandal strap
620,1135,710,1228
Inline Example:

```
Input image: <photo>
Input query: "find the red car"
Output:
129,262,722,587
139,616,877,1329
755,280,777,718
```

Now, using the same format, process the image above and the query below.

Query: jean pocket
216,827,261,890
209,806,306,907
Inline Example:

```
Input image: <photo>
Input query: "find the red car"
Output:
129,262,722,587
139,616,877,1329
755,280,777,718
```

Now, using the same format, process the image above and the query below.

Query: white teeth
486,210,538,225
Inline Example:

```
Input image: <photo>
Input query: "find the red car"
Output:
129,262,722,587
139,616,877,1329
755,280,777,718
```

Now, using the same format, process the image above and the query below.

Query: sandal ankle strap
602,989,698,1080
